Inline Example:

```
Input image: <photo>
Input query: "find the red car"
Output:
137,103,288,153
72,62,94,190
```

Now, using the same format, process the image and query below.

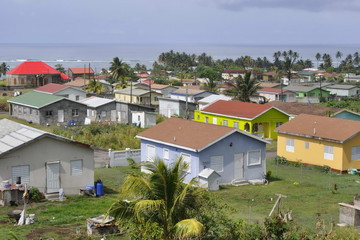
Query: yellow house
194,100,291,139
275,114,360,172
114,87,162,105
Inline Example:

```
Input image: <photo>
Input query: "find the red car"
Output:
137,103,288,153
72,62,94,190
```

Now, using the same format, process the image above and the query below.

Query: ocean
1,43,359,73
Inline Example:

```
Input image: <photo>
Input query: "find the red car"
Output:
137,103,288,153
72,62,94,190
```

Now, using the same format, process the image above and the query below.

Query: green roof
7,91,64,108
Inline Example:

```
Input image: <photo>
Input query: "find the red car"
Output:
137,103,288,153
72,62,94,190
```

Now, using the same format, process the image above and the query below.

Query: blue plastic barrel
95,182,104,197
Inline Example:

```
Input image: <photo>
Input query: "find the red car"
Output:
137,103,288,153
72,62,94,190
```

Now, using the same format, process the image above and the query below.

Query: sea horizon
1,43,359,72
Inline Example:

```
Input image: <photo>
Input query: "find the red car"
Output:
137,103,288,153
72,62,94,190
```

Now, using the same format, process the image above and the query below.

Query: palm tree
85,79,102,94
224,71,260,102
107,158,203,240
281,50,299,84
0,62,9,76
336,51,343,68
109,57,129,83
315,53,321,69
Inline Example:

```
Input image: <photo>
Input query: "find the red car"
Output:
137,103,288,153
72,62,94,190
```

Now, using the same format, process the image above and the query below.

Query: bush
322,165,331,173
275,156,288,165
29,187,44,202
266,170,272,179
127,158,139,169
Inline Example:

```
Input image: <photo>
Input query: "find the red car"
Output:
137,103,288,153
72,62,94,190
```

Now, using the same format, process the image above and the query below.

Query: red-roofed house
6,61,69,87
256,88,297,102
68,67,94,80
35,83,87,101
194,100,291,139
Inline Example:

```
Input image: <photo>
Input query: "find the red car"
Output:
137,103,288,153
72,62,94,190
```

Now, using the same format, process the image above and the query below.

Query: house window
304,142,309,149
76,95,80,101
324,145,334,160
29,109,32,114
101,111,106,117
138,115,141,121
248,150,262,166
12,165,30,184
146,145,156,162
210,155,224,172
46,110,53,117
352,147,360,161
213,117,217,124
223,120,228,126
92,110,95,116
234,122,239,129
23,108,27,114
154,97,158,101
163,149,169,160
205,117,209,123
286,138,295,152
252,123,259,132
181,153,191,173
70,160,83,175
72,109,79,117
197,115,200,120
244,123,250,132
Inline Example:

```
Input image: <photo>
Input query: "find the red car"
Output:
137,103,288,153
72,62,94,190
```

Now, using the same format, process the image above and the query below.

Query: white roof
198,94,231,104
0,119,84,156
80,96,115,108
198,168,221,179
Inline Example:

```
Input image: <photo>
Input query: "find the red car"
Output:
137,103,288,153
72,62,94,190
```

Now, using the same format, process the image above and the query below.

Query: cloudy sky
2,0,359,45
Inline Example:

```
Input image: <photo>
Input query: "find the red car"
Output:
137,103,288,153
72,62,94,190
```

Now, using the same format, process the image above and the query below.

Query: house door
46,162,60,193
111,110,117,122
234,153,244,179
58,110,64,123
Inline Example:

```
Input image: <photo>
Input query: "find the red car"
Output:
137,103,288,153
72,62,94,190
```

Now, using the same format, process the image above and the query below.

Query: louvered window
210,155,224,172
71,160,83,175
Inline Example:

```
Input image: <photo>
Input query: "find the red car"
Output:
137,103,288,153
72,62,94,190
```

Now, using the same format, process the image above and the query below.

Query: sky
1,0,360,45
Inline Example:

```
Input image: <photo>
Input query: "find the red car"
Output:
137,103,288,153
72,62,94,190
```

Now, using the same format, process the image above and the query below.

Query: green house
194,100,291,139
284,85,330,98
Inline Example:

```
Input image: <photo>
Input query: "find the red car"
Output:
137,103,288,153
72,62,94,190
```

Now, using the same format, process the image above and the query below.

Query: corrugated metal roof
114,87,157,96
81,96,115,107
7,91,64,108
0,119,88,156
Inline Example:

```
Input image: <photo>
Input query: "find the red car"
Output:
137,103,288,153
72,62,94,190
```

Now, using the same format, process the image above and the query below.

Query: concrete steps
45,193,66,201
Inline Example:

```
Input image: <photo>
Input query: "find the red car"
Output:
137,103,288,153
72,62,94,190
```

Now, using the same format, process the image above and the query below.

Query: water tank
95,181,104,197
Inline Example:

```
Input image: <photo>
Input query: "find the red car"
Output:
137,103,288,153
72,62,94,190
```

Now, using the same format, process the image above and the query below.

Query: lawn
1,160,359,239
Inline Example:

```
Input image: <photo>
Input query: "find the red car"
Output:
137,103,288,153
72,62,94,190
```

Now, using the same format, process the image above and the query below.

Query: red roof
60,73,70,80
35,83,69,93
140,79,155,85
69,68,94,74
7,61,61,75
202,100,273,119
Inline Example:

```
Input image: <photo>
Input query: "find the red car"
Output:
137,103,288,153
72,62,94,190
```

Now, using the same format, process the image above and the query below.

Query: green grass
214,159,360,231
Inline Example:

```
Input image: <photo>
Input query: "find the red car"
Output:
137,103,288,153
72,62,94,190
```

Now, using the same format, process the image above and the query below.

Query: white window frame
304,142,309,149
213,117,217,124
205,117,209,123
72,109,79,117
146,144,156,162
234,122,239,129
286,138,295,152
70,160,83,175
181,153,191,173
324,145,334,160
352,146,360,161
101,111,106,117
248,150,262,166
163,148,169,160
210,155,224,172
223,120,228,126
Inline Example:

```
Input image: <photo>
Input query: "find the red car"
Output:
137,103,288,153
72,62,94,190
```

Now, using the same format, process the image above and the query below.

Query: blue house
136,117,269,185
332,109,360,121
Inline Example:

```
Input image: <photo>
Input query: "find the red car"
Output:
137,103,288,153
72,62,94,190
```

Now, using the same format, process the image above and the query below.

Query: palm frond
120,174,151,199
173,218,203,239
106,200,136,222
134,199,164,221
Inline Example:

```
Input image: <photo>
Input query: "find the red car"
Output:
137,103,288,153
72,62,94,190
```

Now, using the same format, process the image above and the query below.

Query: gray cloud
205,0,360,12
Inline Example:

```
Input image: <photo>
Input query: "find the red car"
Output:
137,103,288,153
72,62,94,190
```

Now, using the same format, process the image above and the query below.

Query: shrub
275,156,288,165
29,187,44,202
322,165,331,173
266,170,272,179
127,158,139,169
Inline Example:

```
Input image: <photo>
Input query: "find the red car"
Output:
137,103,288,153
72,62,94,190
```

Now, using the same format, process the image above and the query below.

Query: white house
198,94,232,110
325,84,360,97
0,119,94,196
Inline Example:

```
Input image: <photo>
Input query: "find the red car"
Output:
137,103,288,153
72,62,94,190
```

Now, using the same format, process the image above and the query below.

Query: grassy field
1,160,359,239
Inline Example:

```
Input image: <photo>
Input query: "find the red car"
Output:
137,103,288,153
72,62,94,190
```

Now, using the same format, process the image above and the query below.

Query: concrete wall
86,102,117,122
159,98,197,119
116,102,155,125
0,136,94,195
55,88,87,101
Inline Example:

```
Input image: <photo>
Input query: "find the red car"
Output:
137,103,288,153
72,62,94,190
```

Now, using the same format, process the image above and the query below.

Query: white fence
109,149,141,167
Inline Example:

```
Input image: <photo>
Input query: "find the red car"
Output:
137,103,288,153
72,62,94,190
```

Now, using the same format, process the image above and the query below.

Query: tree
335,51,343,68
85,79,102,94
198,68,220,92
315,53,321,69
0,62,9,76
109,57,129,83
54,64,65,73
281,50,299,84
107,158,203,240
224,71,260,102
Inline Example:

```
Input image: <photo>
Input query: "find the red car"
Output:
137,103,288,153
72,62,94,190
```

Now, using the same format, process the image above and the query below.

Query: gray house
35,83,87,101
0,119,94,196
81,96,117,123
116,101,156,125
137,117,269,185
158,97,197,119
8,91,87,126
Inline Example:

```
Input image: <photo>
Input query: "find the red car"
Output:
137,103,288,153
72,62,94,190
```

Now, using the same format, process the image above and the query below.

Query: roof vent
174,136,176,142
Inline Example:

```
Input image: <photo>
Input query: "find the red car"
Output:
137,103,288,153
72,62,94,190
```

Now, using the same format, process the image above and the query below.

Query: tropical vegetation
224,71,260,102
